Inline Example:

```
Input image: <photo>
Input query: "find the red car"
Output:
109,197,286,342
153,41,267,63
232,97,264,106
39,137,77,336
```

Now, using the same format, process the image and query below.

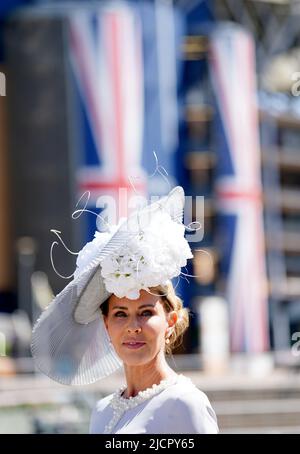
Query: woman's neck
122,355,177,398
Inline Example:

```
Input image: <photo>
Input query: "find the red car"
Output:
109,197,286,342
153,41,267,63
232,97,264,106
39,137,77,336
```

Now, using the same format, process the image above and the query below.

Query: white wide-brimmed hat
31,186,193,385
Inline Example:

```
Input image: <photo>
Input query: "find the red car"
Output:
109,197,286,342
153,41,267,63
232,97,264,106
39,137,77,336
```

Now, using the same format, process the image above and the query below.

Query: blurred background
0,0,300,434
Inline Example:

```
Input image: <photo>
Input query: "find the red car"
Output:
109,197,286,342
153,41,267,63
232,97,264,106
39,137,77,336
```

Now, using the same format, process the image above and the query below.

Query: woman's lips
123,342,146,350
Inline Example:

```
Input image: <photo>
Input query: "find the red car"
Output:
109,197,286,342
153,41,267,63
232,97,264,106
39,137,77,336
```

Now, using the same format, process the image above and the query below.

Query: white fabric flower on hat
100,210,193,299
73,221,124,280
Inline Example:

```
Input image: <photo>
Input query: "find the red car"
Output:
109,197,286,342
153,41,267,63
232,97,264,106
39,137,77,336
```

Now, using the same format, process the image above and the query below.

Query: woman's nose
127,319,142,334
127,326,142,334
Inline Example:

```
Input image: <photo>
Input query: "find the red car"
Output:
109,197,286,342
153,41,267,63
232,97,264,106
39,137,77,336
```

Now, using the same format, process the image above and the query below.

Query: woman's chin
119,350,152,366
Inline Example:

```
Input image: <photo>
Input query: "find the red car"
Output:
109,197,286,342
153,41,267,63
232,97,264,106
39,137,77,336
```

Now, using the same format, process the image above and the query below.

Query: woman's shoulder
169,381,216,417
93,393,114,413
89,393,114,434
164,374,211,401
158,375,219,434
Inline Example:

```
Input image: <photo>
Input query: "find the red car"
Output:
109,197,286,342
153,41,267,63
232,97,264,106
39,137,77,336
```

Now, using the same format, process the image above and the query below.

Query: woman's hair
100,281,189,355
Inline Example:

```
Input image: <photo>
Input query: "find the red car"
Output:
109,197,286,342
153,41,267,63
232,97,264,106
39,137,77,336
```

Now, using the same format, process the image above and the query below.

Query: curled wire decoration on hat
50,230,79,280
141,166,203,236
50,191,113,280
148,151,171,192
179,248,214,282
178,272,191,285
127,174,142,198
146,277,182,298
72,190,111,231
128,151,171,197
185,221,202,233
127,150,172,236
178,221,207,282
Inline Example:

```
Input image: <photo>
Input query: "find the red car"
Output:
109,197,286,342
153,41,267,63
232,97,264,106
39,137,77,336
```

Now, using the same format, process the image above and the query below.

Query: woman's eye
114,311,127,317
113,310,153,317
141,310,153,316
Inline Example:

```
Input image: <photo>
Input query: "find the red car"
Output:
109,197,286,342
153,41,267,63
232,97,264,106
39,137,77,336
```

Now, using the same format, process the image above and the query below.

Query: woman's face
103,290,177,367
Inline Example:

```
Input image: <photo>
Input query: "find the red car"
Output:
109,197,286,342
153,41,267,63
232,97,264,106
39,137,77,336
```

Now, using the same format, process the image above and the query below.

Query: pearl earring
165,338,170,345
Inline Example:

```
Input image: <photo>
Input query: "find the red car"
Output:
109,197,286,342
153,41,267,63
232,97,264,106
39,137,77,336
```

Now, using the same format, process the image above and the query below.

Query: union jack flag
68,4,147,236
209,24,269,353
67,2,183,240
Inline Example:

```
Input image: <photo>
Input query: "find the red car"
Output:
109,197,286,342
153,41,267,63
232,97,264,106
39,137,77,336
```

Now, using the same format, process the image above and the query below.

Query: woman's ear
167,310,178,328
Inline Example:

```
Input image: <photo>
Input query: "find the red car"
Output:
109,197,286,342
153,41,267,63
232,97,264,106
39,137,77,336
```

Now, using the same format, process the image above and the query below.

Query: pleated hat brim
31,186,185,385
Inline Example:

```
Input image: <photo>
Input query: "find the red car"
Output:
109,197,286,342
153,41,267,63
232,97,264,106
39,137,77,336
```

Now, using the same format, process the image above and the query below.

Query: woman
90,283,219,434
31,186,218,434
